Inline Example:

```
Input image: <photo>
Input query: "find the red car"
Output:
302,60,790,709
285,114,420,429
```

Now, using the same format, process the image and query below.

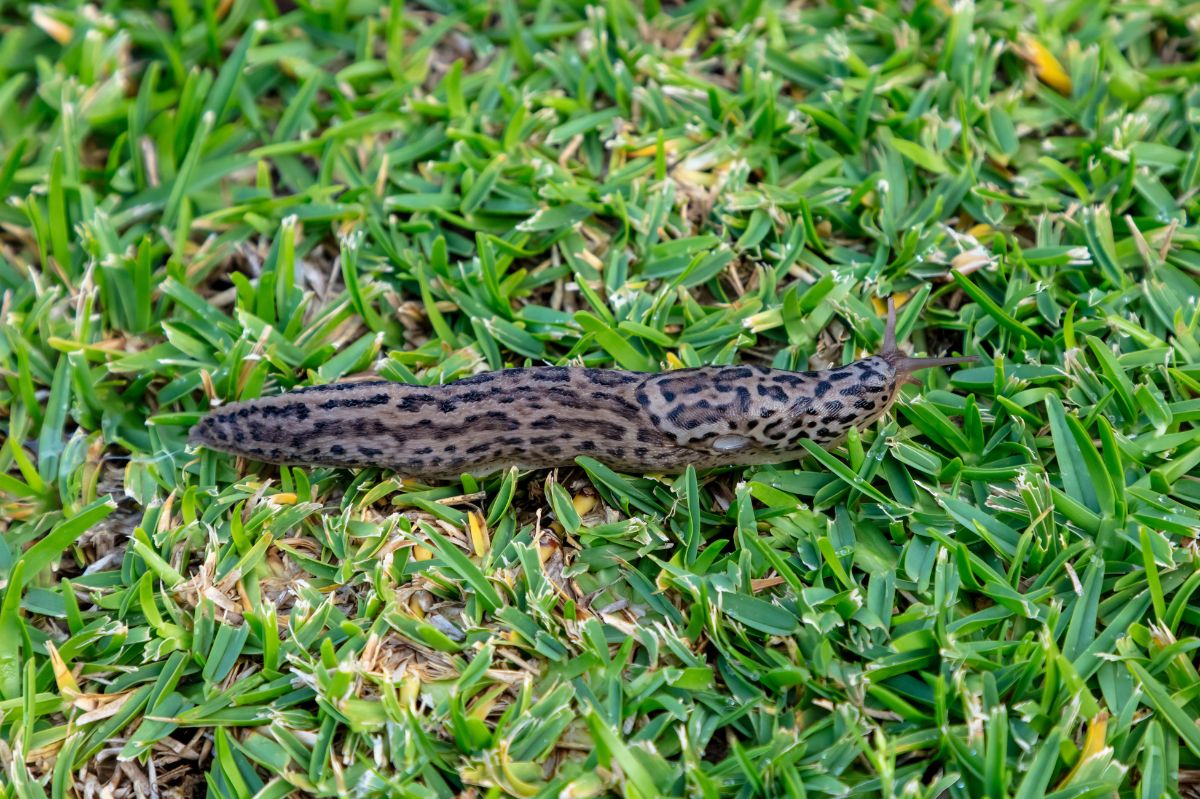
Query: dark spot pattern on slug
290,380,393,395
187,354,918,477
454,373,499,386
735,387,752,414
253,402,311,420
530,368,572,383
319,393,390,410
546,387,585,408
585,369,641,387
757,384,788,403
397,395,438,412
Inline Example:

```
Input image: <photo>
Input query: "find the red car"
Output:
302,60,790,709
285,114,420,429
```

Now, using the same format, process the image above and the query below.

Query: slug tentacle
879,295,980,380
188,296,979,478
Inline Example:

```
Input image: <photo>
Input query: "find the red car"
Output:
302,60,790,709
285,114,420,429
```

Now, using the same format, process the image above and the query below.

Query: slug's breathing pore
189,297,979,478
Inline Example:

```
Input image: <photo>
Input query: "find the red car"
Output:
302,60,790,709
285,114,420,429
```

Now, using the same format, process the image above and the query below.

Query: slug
188,299,978,478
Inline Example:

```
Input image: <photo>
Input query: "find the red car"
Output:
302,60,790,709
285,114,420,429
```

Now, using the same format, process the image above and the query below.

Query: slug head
879,296,979,383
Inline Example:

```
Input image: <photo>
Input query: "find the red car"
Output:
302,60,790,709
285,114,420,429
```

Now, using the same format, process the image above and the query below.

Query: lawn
1,0,1199,797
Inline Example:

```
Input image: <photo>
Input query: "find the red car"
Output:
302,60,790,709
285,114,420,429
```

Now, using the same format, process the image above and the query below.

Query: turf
1,0,1199,797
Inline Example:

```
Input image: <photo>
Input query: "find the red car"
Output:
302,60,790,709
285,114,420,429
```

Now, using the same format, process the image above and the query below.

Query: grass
0,0,1199,796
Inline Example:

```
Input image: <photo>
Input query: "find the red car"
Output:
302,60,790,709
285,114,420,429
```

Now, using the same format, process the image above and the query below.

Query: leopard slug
188,299,978,478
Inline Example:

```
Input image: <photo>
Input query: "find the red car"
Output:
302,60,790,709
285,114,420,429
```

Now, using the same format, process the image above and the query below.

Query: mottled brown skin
188,300,977,478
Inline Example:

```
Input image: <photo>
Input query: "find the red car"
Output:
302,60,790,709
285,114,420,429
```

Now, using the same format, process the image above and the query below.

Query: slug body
189,301,976,478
